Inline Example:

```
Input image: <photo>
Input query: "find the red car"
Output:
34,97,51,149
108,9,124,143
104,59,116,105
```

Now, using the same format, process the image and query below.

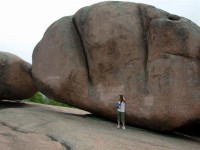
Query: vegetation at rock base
24,92,72,107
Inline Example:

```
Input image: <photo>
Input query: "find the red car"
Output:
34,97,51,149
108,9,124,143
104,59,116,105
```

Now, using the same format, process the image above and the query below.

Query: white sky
0,0,199,63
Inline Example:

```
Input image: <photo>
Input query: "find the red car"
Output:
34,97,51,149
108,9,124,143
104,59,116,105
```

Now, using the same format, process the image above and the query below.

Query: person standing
116,95,126,129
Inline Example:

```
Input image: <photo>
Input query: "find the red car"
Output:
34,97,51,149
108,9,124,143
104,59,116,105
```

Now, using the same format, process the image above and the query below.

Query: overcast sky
0,0,199,63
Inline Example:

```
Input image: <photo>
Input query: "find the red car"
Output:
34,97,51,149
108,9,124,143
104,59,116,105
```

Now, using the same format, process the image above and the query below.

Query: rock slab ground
0,102,199,150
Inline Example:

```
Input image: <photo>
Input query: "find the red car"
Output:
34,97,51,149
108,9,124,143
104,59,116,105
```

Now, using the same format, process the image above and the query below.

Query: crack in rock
0,122,71,150
46,135,72,150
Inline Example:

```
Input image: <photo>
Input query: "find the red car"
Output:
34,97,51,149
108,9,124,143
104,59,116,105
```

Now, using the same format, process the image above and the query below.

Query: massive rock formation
0,52,37,100
32,1,200,131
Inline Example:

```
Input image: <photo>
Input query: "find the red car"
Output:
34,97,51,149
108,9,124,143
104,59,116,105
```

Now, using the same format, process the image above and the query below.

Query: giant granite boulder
0,52,37,100
32,1,200,131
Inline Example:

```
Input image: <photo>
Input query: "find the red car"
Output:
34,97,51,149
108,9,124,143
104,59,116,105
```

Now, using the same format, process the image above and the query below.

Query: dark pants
117,111,125,123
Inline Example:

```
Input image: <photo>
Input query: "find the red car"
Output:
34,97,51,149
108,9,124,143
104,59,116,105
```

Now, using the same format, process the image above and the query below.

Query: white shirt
117,101,125,112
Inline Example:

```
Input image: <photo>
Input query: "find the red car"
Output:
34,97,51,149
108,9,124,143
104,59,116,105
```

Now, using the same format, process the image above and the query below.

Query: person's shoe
117,125,120,129
122,126,126,130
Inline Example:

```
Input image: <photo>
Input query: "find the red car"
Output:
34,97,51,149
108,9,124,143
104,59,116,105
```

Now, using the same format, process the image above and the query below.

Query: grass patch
24,92,72,107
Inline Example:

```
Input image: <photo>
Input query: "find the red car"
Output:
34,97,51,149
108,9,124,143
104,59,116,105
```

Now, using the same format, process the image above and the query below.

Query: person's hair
119,95,125,102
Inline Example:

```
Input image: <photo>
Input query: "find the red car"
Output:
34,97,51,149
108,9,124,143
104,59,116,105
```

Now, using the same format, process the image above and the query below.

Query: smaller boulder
0,52,37,101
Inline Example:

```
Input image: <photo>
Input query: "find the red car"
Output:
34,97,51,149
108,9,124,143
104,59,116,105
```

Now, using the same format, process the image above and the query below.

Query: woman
116,95,126,129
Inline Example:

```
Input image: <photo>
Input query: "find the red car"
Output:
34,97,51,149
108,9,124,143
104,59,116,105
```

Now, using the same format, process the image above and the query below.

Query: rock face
32,1,200,131
0,52,37,100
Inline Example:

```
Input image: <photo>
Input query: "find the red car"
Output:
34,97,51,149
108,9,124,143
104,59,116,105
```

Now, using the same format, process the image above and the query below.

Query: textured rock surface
0,52,37,100
147,18,200,129
32,16,89,109
32,1,200,131
0,123,65,150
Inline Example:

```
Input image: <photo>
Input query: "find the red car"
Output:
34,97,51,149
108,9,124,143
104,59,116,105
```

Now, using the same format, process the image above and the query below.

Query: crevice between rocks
173,120,200,142
72,16,92,84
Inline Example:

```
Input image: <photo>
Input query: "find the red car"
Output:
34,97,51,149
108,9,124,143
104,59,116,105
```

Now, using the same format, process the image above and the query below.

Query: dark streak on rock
165,52,197,60
0,122,32,134
46,135,72,150
138,5,150,94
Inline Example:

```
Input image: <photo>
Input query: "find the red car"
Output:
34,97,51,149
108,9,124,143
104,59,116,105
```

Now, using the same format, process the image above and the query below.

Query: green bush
24,92,72,107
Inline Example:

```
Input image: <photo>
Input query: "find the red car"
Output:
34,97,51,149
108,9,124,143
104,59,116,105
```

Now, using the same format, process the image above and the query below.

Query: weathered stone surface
0,123,65,150
147,18,200,129
32,1,200,131
32,16,89,109
0,52,37,100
